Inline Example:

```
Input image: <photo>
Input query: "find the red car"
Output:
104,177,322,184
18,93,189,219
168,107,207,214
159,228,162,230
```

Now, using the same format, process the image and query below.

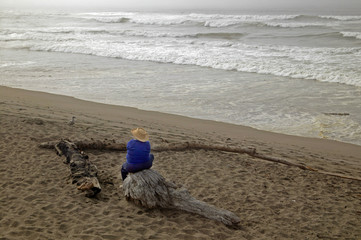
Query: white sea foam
319,15,361,21
263,22,337,28
341,31,361,40
0,61,35,67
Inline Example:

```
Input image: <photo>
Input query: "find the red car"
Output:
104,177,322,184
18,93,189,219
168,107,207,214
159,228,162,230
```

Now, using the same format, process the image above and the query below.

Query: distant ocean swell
79,12,361,28
0,28,248,40
2,27,361,41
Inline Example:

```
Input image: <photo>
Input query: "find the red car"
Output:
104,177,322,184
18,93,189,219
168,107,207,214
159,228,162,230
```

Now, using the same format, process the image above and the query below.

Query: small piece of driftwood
323,113,350,116
55,140,101,197
123,169,240,227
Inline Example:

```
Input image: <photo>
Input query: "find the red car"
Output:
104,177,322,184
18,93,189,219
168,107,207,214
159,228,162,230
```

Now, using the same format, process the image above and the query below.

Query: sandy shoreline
1,86,360,239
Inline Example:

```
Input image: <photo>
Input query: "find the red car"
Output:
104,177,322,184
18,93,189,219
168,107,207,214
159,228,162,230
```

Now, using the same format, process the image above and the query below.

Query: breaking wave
75,12,361,29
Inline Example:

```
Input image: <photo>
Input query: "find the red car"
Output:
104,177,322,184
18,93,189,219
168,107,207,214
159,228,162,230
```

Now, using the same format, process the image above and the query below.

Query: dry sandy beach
0,86,360,240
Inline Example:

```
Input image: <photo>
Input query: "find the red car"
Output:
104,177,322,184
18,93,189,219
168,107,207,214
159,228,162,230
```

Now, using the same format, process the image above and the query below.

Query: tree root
123,169,240,227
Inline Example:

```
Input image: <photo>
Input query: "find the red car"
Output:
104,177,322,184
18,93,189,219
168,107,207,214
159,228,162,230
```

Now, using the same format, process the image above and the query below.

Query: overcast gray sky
1,0,361,12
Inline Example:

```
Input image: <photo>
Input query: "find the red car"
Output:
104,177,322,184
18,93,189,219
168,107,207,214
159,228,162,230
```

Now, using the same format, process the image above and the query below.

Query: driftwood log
55,140,101,197
123,169,240,227
40,140,308,170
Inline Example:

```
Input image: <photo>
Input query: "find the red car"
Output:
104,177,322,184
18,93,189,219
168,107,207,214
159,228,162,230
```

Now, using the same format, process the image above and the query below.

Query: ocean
1,9,361,145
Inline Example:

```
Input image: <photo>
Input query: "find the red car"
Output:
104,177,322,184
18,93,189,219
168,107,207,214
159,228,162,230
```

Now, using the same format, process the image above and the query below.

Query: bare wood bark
40,140,255,155
40,139,126,151
55,140,101,197
123,169,240,227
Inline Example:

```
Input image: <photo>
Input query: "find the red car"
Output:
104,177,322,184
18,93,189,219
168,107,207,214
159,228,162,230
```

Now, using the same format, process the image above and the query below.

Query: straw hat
131,127,149,142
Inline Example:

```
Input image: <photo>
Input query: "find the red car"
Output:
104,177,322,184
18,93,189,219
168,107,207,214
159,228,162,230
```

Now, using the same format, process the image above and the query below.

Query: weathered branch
152,142,256,156
123,169,240,227
40,140,255,155
55,140,101,197
40,139,361,182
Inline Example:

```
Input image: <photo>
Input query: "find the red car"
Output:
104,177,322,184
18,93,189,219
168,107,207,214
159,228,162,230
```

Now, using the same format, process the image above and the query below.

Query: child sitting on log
121,127,154,180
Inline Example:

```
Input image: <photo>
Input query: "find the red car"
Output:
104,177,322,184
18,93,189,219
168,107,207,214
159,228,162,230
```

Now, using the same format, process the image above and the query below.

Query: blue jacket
126,139,151,164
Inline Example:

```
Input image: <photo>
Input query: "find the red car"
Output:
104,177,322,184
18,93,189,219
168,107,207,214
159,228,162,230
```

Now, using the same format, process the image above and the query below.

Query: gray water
1,10,361,145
